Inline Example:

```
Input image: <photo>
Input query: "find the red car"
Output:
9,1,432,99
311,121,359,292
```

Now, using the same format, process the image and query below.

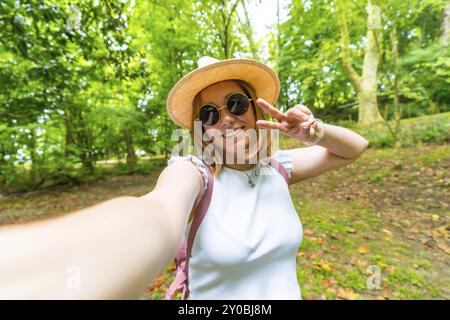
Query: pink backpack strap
268,158,290,185
165,160,214,300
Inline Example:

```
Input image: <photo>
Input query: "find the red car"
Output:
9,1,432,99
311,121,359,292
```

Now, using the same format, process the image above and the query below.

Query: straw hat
166,56,280,128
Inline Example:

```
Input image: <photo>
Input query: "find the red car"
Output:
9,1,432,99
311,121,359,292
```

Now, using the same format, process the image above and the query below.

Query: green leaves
1,0,448,190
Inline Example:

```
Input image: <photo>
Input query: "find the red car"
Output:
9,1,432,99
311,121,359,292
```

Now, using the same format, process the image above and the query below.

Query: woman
0,57,368,299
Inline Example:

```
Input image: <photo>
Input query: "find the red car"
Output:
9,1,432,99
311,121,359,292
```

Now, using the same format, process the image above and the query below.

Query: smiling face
198,80,257,163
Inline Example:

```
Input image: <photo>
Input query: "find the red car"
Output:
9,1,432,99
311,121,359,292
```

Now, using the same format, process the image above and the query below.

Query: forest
0,0,449,300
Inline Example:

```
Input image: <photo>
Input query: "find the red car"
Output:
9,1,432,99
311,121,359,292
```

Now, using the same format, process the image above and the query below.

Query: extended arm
0,160,204,299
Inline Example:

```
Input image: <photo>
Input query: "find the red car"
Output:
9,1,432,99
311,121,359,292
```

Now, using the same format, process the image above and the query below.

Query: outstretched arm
0,160,204,299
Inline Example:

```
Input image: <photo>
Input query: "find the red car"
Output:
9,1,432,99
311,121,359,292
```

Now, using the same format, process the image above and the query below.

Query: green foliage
352,112,450,148
1,0,449,191
273,0,449,122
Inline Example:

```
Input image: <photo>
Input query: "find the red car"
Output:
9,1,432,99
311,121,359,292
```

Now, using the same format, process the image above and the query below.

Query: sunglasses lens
199,105,220,126
227,93,250,116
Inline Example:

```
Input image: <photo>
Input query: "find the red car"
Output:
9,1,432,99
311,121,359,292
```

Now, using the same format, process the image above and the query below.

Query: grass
284,142,449,300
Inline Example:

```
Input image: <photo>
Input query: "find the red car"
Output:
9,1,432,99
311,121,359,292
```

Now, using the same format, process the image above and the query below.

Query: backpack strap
185,162,214,274
164,160,214,300
268,157,290,185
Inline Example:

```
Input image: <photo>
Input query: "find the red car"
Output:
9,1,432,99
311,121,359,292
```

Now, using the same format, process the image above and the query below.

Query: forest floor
0,143,448,300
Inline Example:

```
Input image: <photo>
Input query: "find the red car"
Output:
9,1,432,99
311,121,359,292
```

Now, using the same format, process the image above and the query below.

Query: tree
238,0,260,59
336,0,384,126
440,3,450,48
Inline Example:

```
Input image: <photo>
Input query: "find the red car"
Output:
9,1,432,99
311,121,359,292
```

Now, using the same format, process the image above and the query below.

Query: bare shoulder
139,159,207,229
156,159,206,194
286,146,357,184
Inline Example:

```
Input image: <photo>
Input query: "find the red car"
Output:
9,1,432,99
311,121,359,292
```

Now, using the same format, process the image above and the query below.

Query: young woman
0,57,368,299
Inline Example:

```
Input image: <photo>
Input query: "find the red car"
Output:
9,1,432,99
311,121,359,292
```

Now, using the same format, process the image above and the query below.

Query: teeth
224,128,244,138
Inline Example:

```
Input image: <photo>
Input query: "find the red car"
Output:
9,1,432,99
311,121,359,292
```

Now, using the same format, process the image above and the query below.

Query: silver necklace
244,164,258,188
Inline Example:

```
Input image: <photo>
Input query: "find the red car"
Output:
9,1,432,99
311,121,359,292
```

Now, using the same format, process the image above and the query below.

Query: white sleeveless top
167,150,303,300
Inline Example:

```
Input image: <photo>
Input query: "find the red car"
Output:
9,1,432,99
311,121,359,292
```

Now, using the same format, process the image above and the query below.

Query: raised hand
255,98,320,143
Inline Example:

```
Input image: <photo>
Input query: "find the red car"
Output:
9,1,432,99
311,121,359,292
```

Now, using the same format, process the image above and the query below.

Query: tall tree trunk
336,0,384,126
274,0,289,108
385,26,403,148
440,3,450,48
240,0,259,59
77,113,94,172
124,130,137,168
64,104,94,172
29,129,38,185
217,0,239,58
65,105,76,158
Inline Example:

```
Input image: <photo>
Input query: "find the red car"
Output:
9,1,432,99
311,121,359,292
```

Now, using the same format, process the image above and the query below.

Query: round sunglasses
197,92,252,127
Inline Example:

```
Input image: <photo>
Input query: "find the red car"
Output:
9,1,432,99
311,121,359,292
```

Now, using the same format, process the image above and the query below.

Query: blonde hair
190,79,273,176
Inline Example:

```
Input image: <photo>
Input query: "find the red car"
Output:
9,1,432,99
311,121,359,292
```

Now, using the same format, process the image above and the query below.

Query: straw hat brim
166,58,280,128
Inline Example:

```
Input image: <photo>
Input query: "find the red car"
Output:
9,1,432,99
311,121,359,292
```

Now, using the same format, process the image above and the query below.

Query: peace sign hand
255,98,320,143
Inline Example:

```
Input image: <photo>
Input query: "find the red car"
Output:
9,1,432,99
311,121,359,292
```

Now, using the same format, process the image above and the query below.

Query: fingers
295,104,313,115
256,120,288,131
256,98,287,122
285,107,310,123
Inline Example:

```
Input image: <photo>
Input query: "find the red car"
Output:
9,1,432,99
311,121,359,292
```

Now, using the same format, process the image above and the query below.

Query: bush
353,112,449,148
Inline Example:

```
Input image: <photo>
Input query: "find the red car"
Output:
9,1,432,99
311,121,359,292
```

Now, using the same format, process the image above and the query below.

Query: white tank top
167,150,303,300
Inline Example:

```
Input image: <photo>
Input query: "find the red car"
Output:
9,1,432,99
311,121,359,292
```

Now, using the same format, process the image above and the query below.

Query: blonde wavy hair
190,79,274,176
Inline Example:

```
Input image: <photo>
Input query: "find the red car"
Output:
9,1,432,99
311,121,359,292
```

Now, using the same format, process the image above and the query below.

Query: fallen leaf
315,259,334,272
400,219,412,228
431,214,440,222
357,246,369,254
386,265,396,273
322,277,337,289
336,288,357,300
306,293,319,300
322,278,331,289
383,289,392,299
168,262,177,271
330,244,340,252
357,259,368,267
149,276,165,291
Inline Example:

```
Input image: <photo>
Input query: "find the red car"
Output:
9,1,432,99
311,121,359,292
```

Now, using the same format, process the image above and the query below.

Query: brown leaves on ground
357,246,369,254
148,275,165,291
336,288,358,300
431,224,450,255
314,259,334,272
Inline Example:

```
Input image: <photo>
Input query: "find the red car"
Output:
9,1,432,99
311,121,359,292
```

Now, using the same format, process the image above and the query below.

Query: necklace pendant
248,179,256,188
